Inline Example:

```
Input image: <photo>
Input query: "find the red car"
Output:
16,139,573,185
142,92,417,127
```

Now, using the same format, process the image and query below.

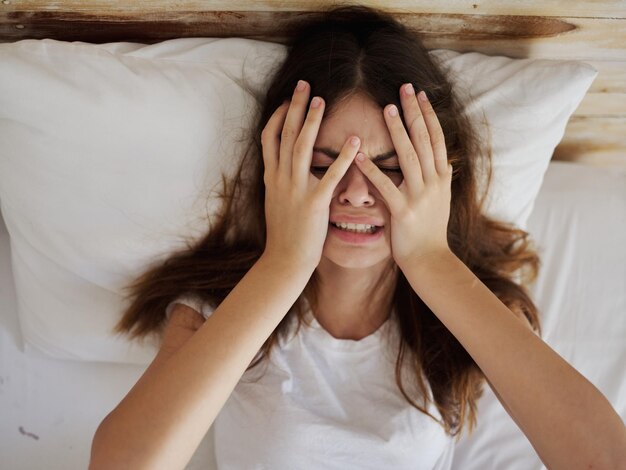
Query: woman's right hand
261,80,361,271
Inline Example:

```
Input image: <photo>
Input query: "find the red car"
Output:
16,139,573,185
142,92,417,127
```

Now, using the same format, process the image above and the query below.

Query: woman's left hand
355,83,453,270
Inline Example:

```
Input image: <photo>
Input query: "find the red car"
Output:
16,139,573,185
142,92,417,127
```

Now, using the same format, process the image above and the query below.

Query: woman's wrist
258,251,318,279
396,247,456,275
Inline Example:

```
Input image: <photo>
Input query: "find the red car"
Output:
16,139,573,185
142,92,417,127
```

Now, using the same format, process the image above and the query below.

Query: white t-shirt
165,294,454,470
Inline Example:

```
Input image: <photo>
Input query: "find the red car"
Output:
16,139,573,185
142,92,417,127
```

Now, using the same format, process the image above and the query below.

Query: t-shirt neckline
301,304,395,353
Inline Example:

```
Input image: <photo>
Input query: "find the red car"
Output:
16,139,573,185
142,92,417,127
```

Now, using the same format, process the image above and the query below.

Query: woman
90,6,626,470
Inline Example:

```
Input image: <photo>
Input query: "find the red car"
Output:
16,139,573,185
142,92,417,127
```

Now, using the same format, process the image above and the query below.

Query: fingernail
418,90,428,102
387,105,398,117
356,153,366,162
404,83,415,95
350,136,360,146
296,80,306,91
311,97,322,108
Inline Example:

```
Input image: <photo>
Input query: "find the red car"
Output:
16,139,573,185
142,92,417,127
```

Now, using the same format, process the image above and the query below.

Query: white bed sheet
1,160,624,470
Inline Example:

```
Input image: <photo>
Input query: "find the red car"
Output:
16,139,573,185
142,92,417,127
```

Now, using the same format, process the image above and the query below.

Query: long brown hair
113,5,541,440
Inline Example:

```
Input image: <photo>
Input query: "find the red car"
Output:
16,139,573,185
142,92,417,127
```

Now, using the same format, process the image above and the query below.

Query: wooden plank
586,61,626,93
1,10,625,62
555,117,626,172
1,1,625,18
417,17,626,61
573,93,626,117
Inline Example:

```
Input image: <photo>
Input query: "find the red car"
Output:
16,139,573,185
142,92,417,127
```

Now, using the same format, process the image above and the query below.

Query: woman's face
312,93,402,269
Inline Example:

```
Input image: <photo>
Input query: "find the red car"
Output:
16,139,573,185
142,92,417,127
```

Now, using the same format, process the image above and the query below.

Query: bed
1,2,625,469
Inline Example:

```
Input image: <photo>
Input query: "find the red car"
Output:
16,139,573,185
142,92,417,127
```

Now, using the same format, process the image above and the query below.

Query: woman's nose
336,162,375,206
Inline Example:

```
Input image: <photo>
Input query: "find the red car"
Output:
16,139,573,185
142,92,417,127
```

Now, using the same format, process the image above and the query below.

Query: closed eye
310,166,402,174
310,166,328,173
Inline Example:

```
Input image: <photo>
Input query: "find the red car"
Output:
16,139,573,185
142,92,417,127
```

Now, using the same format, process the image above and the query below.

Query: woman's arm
353,84,626,469
90,254,312,470
402,249,626,470
91,80,356,469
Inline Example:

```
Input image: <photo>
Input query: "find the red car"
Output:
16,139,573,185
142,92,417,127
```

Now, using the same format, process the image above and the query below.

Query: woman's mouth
328,221,384,244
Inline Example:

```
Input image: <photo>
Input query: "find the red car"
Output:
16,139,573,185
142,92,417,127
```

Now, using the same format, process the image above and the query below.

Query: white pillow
0,37,596,364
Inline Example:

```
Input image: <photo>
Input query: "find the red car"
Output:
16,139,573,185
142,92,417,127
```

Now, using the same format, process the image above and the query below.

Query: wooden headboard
1,1,624,172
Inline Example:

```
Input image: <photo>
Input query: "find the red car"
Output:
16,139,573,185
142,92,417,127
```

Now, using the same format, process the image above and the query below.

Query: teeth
333,222,378,233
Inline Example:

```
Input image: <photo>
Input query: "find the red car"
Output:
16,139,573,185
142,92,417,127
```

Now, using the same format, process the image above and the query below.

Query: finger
383,103,425,195
316,136,361,200
261,101,290,176
397,83,437,181
279,80,310,177
292,96,325,186
417,90,449,176
354,153,403,214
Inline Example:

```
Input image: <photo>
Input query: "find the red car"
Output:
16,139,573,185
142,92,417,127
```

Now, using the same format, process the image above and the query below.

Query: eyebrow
312,147,398,163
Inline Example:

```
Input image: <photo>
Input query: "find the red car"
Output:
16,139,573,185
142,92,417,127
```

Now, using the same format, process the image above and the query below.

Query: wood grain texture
586,61,626,93
575,93,626,117
0,0,624,171
2,6,624,58
555,117,626,173
1,1,625,17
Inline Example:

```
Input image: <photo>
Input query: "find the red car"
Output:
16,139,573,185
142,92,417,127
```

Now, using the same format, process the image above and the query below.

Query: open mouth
329,221,383,234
